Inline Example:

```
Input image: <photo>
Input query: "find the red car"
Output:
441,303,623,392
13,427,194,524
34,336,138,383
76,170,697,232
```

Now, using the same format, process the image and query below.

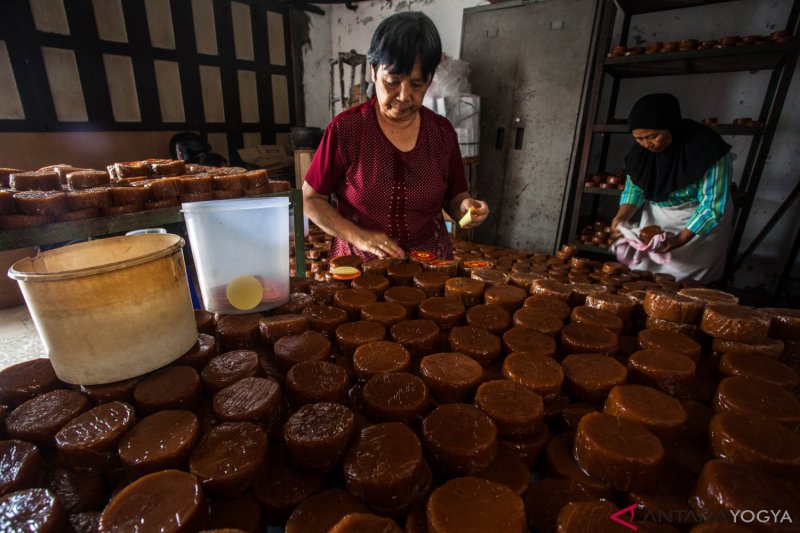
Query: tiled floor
0,304,45,371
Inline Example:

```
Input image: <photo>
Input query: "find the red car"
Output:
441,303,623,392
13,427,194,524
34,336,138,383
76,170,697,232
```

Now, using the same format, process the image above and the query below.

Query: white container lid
181,196,289,213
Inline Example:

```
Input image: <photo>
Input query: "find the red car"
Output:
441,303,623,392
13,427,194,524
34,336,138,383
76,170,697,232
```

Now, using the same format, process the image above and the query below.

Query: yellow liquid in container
226,275,264,310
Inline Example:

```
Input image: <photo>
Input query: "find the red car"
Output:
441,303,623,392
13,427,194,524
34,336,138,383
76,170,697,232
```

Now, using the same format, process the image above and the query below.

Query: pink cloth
304,99,467,261
610,225,673,266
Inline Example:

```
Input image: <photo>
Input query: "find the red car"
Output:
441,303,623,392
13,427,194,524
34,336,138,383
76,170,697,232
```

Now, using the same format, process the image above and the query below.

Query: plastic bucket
182,197,290,314
8,234,198,385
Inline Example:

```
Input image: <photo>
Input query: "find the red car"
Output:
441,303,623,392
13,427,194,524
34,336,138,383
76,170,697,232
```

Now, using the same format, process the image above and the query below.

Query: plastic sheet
645,315,701,340
443,277,485,307
543,433,614,498
562,355,627,403
55,401,136,472
417,354,479,405
0,439,42,497
585,292,637,321
627,348,696,398
530,279,573,302
644,290,705,324
422,404,497,476
709,412,800,483
212,377,283,431
561,323,619,355
448,326,502,366
677,287,739,305
189,421,267,495
284,402,354,472
689,460,800,525
512,307,562,338
474,380,543,438
571,306,623,335
638,328,701,361
762,307,800,342
502,352,564,398
700,304,771,343
714,376,800,428
604,384,688,443
573,412,664,492
426,477,525,533
285,360,350,407
5,390,91,446
719,351,798,390
362,372,428,424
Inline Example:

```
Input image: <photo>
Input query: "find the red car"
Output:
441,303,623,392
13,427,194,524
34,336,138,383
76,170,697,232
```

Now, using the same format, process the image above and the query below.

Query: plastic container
8,234,198,385
182,197,290,314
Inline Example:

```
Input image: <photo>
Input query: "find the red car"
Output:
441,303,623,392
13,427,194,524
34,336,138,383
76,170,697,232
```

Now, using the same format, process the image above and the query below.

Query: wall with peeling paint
300,8,333,128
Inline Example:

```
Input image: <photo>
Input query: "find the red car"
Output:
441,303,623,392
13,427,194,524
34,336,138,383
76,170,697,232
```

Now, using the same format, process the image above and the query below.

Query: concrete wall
301,0,799,292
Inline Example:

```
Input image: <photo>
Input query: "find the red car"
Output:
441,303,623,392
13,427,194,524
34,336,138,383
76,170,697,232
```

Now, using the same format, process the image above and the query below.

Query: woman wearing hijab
610,93,733,283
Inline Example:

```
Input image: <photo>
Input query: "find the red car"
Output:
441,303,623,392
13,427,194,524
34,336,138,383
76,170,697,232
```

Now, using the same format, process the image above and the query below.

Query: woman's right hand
610,217,623,240
352,229,406,259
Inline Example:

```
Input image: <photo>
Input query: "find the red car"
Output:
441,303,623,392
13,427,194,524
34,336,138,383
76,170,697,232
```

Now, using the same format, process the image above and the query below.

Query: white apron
633,196,733,283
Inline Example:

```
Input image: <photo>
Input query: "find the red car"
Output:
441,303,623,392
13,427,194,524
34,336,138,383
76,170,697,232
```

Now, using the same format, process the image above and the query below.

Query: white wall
302,0,486,128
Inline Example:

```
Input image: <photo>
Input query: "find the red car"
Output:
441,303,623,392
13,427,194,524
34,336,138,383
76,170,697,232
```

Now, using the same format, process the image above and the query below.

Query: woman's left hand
655,229,694,252
458,198,489,228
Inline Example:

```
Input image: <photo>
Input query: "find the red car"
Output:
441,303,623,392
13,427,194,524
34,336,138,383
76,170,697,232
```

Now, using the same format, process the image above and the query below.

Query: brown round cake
422,404,498,476
426,476,525,533
352,341,411,380
502,352,564,397
448,326,502,366
360,302,407,328
419,353,484,404
561,323,618,355
466,304,512,336
604,384,688,442
573,412,664,492
561,354,627,402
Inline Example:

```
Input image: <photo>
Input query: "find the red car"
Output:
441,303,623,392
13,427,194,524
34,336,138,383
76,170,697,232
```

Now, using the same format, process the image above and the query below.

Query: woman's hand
655,229,694,252
609,217,624,240
351,229,406,259
458,198,489,228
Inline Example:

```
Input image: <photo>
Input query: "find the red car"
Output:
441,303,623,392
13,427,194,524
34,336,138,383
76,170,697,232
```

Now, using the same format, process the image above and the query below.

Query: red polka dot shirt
304,99,467,261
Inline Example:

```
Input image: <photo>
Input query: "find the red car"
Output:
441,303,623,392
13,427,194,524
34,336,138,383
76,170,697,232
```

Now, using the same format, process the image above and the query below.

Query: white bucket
182,197,290,314
8,234,198,385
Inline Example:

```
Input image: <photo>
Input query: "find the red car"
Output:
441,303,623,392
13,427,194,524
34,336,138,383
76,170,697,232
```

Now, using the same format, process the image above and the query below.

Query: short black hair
367,11,442,81
169,132,210,161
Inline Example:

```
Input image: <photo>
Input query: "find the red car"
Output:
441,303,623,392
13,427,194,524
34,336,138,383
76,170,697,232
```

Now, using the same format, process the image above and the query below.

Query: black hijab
625,93,730,202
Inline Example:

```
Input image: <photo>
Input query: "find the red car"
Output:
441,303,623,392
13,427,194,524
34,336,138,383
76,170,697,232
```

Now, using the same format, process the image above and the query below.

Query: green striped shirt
619,153,731,236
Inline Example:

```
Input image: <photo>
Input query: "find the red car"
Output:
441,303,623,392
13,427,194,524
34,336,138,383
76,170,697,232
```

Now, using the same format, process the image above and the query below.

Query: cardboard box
238,144,294,172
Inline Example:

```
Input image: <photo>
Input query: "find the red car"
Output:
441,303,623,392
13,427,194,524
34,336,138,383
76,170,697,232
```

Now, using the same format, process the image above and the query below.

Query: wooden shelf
0,189,308,276
615,0,735,15
576,243,615,256
0,208,183,250
582,187,623,197
604,42,791,78
592,123,764,135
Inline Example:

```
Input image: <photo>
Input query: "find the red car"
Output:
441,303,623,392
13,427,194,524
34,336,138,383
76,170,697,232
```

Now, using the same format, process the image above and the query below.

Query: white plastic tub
182,197,290,314
8,234,198,385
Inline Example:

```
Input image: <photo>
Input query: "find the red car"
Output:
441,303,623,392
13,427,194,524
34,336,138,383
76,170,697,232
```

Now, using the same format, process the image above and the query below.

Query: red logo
610,504,638,531
411,251,436,262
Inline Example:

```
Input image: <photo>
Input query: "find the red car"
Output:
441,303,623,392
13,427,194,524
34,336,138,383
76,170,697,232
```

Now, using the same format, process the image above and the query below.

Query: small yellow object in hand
226,275,263,310
458,207,475,228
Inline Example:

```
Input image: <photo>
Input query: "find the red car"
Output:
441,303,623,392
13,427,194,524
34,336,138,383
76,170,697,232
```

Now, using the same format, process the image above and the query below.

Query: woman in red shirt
303,11,489,261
